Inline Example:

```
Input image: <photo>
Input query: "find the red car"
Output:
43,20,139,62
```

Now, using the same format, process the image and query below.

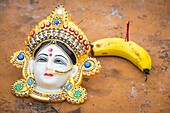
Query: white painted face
30,44,78,93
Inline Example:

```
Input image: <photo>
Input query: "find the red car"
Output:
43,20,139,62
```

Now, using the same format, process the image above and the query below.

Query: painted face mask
10,4,101,104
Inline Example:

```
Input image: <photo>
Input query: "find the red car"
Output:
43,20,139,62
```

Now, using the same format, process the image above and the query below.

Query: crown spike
25,6,90,58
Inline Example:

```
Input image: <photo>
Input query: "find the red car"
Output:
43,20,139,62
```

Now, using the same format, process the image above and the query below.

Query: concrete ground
0,0,169,113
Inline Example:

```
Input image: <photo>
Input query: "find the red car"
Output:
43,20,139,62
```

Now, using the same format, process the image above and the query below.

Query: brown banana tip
89,42,94,48
144,69,150,74
89,42,94,56
90,49,94,56
144,69,150,82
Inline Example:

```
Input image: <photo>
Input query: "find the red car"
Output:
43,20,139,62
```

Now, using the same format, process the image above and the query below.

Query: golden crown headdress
25,4,90,61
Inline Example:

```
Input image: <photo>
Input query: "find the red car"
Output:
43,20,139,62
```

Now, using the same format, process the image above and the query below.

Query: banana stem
125,21,130,42
144,69,150,82
145,75,148,82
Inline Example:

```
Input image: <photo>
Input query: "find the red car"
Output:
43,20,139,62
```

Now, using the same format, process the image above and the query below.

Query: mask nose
46,59,53,70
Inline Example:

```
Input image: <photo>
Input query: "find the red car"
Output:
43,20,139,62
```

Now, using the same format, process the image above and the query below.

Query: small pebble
29,102,33,106
111,9,118,15
118,13,125,19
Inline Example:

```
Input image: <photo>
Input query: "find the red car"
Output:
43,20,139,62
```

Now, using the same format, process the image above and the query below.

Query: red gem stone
63,25,68,29
69,27,74,32
85,45,89,50
30,31,35,37
74,31,79,35
41,23,45,29
83,40,88,46
46,22,51,27
78,35,83,40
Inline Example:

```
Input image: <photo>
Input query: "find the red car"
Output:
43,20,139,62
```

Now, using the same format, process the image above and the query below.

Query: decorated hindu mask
10,5,101,104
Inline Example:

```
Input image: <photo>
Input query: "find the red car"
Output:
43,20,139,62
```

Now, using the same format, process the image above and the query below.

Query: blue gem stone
17,54,24,60
54,20,59,25
27,77,34,86
64,84,72,91
84,62,91,68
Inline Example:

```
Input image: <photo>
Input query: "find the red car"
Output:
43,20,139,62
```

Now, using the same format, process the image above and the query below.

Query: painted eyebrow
37,53,48,57
55,55,68,62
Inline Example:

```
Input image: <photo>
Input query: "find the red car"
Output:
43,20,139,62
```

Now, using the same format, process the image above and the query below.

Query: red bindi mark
48,48,53,52
49,53,52,57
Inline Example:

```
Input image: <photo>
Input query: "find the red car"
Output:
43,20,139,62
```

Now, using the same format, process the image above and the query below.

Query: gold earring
63,77,87,104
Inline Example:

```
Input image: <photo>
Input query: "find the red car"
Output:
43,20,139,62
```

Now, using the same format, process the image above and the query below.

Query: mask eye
36,57,47,62
54,58,66,66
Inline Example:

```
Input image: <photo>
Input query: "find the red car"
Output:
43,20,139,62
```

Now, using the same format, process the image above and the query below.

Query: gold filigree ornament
10,4,101,104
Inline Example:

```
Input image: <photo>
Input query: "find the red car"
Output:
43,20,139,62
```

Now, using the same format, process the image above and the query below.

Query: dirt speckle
83,77,89,82
30,0,39,5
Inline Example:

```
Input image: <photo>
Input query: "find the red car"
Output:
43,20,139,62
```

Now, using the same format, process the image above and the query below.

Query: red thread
125,21,130,42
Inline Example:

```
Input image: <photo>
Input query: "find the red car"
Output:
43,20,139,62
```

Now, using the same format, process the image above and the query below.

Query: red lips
44,73,53,77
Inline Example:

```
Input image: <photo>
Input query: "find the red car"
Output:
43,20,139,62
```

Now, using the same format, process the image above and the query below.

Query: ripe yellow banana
92,38,152,75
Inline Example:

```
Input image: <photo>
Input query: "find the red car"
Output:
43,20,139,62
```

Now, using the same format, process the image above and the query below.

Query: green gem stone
74,90,82,98
15,84,23,91
51,40,55,44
